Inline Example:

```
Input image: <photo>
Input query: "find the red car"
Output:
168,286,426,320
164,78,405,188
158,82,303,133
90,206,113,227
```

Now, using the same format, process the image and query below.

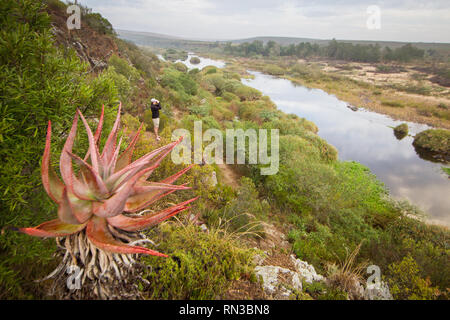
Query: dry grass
326,242,369,300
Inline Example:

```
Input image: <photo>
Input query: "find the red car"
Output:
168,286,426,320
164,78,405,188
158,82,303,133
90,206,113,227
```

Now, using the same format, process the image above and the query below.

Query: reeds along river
173,54,450,227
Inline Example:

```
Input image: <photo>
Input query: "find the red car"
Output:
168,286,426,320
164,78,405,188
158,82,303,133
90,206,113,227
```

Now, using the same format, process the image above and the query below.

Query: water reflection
242,71,450,226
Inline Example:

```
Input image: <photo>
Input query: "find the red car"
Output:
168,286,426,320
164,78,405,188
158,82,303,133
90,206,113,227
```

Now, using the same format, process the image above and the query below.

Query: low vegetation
413,129,450,158
393,123,409,139
223,39,426,63
190,56,201,64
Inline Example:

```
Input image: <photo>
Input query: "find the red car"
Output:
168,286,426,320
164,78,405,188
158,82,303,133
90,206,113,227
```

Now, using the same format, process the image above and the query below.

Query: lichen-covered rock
254,265,302,299
290,255,324,283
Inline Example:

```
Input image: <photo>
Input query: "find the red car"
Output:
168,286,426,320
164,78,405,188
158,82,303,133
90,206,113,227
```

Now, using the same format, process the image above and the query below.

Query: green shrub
190,56,200,64
188,104,211,117
174,62,188,73
141,223,254,299
386,255,439,300
381,100,404,108
204,66,217,74
108,54,140,82
203,177,268,236
235,86,262,101
263,64,285,76
222,92,238,102
80,6,115,35
413,129,450,156
393,123,408,139
102,66,133,102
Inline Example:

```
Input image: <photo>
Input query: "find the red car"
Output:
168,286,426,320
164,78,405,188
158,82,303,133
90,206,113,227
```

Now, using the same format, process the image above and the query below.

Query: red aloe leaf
124,164,193,213
84,105,105,161
58,188,93,224
60,113,95,201
104,136,122,179
92,165,155,218
42,121,64,203
86,216,167,257
124,183,190,213
19,219,87,238
160,164,194,184
125,185,181,213
138,137,185,183
78,109,101,174
106,139,181,192
67,151,109,198
101,102,122,165
114,122,143,173
94,105,105,144
133,182,190,195
108,197,198,231
58,188,82,224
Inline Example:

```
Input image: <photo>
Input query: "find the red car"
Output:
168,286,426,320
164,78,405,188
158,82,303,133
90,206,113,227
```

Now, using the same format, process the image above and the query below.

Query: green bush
393,123,408,139
190,56,200,64
174,62,188,73
203,177,268,236
386,255,439,300
108,54,140,82
235,86,262,101
141,223,254,299
381,100,404,108
413,129,450,156
188,104,211,117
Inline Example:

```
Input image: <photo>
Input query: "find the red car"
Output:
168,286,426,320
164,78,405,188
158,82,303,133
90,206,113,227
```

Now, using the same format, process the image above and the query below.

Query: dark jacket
150,102,161,119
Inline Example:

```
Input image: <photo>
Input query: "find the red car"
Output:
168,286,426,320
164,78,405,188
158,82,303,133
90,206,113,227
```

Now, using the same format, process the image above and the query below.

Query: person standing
150,98,161,141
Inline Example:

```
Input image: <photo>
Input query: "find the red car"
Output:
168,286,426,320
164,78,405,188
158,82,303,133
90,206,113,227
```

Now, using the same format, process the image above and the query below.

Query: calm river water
174,55,450,226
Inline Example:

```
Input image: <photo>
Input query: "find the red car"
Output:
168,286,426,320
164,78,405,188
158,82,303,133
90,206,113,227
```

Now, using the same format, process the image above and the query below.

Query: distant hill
117,29,210,49
118,29,450,54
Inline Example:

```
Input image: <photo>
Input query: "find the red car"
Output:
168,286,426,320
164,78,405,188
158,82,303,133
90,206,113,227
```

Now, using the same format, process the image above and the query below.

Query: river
173,54,450,226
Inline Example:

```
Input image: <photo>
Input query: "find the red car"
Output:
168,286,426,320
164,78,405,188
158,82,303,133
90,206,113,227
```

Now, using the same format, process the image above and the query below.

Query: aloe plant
17,104,196,299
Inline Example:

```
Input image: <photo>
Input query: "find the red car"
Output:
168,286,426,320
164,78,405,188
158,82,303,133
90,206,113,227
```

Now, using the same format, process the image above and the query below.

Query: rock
254,265,302,299
347,105,358,112
364,281,393,300
290,255,324,283
252,253,267,266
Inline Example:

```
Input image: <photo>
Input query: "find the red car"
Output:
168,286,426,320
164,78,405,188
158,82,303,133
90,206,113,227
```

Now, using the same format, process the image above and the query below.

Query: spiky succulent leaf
86,216,167,256
108,197,198,231
42,121,64,203
19,219,87,238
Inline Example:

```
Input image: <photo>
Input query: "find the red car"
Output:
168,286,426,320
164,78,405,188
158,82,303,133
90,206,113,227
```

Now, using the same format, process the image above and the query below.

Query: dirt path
217,163,241,188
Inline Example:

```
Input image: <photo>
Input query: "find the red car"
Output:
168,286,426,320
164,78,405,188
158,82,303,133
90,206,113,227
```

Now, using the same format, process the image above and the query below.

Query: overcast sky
76,0,450,43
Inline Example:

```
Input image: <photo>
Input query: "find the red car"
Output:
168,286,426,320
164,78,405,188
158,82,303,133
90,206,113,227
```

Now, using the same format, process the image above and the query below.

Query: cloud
77,0,450,42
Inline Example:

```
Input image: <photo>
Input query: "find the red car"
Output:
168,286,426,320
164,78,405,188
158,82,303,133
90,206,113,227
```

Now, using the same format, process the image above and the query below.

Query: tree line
223,39,426,63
